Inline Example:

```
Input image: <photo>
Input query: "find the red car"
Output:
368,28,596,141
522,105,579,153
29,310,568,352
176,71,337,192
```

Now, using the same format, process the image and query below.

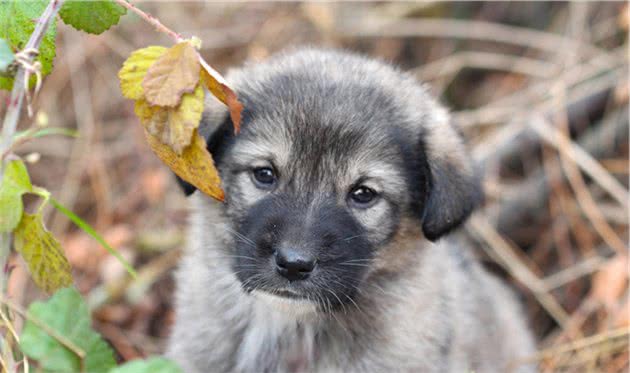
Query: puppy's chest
235,314,323,372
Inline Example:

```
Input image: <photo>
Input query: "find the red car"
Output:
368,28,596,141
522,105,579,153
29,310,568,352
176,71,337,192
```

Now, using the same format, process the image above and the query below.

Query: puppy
167,48,536,373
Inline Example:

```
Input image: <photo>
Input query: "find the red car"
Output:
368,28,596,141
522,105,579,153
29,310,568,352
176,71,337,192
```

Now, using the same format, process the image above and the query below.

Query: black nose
274,248,316,281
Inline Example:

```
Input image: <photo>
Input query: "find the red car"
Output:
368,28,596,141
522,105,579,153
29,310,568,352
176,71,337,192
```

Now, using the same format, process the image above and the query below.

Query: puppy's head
183,49,481,312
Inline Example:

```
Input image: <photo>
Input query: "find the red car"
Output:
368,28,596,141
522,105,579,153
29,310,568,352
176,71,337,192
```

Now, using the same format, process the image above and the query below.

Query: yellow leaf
135,84,204,154
118,46,168,100
14,213,73,294
142,42,200,107
200,67,243,134
145,129,224,201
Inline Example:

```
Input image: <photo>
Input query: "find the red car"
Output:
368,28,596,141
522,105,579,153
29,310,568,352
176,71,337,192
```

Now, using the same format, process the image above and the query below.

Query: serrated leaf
0,159,32,232
20,287,116,373
135,84,204,154
59,0,126,35
13,213,73,294
200,67,243,133
0,0,56,90
119,46,167,100
109,357,183,373
145,129,224,201
142,42,200,107
0,38,14,73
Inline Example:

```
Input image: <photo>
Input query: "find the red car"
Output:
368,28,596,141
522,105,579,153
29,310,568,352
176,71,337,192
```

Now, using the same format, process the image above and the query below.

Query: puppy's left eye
348,186,378,207
251,167,276,189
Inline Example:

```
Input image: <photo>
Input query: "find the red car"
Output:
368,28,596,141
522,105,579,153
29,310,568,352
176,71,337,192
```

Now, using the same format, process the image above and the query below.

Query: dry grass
1,2,627,371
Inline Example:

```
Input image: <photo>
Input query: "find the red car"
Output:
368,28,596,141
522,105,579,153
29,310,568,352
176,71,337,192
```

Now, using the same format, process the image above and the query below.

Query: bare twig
542,255,609,290
341,18,617,65
467,214,570,327
530,116,629,213
413,51,557,81
516,327,630,364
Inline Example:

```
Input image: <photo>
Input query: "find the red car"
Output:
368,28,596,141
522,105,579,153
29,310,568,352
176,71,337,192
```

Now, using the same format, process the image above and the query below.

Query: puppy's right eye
251,167,276,189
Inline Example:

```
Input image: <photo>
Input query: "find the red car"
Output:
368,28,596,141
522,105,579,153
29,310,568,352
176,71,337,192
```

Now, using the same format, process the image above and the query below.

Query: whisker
338,262,371,268
221,226,257,247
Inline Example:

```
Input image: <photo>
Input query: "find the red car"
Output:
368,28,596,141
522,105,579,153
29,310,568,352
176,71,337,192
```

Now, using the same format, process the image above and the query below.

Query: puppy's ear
176,94,232,196
420,109,482,241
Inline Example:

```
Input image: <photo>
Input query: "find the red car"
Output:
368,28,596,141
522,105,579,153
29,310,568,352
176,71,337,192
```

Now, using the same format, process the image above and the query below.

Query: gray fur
167,48,536,373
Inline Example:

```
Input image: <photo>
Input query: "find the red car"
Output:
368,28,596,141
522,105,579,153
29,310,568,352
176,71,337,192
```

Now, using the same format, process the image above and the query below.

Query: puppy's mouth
272,289,305,300
252,289,319,316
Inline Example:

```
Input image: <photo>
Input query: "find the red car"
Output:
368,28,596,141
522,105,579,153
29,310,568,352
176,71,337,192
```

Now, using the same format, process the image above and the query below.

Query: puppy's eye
251,167,276,189
348,186,378,207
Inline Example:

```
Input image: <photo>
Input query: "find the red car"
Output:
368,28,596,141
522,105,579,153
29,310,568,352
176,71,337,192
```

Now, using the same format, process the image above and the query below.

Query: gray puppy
167,49,536,373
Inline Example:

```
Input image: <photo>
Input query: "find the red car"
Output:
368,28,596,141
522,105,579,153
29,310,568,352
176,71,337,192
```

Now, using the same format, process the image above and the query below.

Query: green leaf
0,159,32,232
0,38,14,73
109,357,184,373
0,0,57,90
50,197,137,278
60,0,126,35
13,213,73,294
20,287,117,373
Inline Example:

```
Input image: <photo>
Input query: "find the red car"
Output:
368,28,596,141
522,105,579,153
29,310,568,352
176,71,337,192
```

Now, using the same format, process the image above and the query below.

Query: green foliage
20,288,183,372
0,0,57,90
0,159,32,232
0,38,14,73
50,197,137,278
20,287,117,373
109,357,184,373
13,213,74,294
60,1,127,35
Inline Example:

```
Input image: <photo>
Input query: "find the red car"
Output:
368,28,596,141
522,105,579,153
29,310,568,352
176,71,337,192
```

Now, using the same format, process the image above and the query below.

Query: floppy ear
420,110,483,241
176,94,232,196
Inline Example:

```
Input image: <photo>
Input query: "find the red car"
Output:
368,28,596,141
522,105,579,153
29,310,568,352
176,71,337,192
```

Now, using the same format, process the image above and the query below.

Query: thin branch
467,214,570,328
515,327,629,364
413,51,557,81
530,116,630,213
112,0,227,85
112,0,183,43
341,17,617,65
0,0,65,164
542,255,609,291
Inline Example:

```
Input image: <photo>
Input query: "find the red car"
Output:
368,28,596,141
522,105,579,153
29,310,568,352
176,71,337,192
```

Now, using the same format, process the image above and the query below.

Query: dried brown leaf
144,129,224,201
134,85,204,154
200,67,243,133
142,42,200,107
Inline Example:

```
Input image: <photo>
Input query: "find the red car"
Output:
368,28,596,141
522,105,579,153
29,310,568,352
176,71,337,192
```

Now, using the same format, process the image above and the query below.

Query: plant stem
112,0,228,84
0,0,65,292
113,0,184,43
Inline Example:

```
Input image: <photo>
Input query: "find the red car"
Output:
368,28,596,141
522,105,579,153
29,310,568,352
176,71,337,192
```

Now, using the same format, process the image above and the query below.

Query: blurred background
1,2,628,372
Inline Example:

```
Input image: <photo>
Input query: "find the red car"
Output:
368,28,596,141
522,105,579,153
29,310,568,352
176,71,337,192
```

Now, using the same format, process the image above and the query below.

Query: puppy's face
186,50,480,313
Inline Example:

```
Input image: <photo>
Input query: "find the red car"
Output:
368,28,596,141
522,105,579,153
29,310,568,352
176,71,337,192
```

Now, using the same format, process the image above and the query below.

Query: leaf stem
0,0,65,299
